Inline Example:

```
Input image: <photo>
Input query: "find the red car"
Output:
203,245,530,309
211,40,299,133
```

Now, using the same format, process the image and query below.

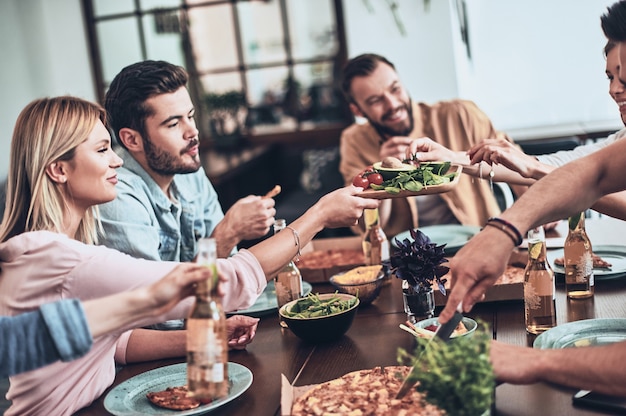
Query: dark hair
605,39,617,58
340,53,395,103
601,1,626,43
104,60,188,149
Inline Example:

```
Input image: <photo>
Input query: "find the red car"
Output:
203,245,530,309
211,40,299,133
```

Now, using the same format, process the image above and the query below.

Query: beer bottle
524,226,557,334
361,208,390,266
187,238,229,400
564,212,594,299
273,219,303,327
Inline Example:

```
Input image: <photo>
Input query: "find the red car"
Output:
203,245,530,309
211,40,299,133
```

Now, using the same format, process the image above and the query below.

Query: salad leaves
397,322,495,416
369,162,456,195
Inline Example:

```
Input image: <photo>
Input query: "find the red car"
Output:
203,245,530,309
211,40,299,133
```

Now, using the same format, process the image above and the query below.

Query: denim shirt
99,148,230,263
1,299,92,377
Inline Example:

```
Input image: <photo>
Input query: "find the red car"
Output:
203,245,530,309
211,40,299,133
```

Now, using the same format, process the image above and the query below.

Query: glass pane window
286,0,338,60
293,62,344,123
246,67,292,131
188,5,239,72
184,0,222,4
139,0,182,11
238,0,286,65
199,73,246,138
142,13,186,65
93,0,135,17
97,18,143,85
198,72,243,95
85,0,349,136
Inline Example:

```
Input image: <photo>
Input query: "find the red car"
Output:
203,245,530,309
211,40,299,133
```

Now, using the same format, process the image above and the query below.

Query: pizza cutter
394,309,464,399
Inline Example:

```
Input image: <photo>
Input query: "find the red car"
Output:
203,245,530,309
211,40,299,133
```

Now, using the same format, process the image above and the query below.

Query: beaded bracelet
485,217,523,246
484,222,519,246
285,225,302,259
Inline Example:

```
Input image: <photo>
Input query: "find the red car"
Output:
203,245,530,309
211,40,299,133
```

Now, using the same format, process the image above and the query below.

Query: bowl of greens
279,293,359,343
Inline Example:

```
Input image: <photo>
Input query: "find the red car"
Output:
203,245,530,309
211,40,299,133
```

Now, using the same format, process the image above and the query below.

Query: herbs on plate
397,322,495,416
369,161,455,194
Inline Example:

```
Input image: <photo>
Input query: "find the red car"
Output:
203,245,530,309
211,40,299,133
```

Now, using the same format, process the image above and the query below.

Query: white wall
450,0,617,131
0,0,621,181
343,0,460,103
0,0,94,181
343,0,620,133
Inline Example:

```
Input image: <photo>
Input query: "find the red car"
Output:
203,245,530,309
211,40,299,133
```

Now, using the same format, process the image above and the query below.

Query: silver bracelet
285,225,301,259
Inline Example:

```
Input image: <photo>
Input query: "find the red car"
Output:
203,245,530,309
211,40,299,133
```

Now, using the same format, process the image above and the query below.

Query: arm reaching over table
490,340,626,396
440,137,626,323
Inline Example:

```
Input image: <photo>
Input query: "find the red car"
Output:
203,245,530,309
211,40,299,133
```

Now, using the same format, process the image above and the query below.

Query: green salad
370,162,456,194
282,293,357,318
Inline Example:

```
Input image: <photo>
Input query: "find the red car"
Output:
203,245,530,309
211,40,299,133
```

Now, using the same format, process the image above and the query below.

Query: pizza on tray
291,366,444,416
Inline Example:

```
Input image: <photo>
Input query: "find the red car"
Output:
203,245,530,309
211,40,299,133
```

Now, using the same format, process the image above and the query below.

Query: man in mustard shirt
339,53,512,237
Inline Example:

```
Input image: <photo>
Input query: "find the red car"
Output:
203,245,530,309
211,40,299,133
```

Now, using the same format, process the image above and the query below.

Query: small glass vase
402,280,435,324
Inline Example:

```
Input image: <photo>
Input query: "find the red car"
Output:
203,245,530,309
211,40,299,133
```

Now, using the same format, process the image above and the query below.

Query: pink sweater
0,231,265,415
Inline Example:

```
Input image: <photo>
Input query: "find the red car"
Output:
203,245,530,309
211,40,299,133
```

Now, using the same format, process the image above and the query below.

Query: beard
365,98,414,139
143,135,201,176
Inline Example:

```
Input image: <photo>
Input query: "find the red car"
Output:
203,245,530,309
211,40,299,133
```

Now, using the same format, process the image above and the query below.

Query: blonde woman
0,96,378,415
1,264,213,377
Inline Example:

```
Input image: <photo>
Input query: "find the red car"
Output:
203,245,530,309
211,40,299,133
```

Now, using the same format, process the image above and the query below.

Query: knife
395,310,464,399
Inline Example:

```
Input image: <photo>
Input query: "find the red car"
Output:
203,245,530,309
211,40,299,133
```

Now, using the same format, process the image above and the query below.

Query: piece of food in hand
264,184,282,198
291,366,444,416
146,385,211,410
554,253,612,269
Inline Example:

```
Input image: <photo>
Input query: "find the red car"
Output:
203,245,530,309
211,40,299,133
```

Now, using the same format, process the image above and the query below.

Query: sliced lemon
529,242,543,260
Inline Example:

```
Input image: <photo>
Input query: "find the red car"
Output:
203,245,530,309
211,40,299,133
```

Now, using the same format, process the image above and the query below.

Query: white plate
104,362,252,415
534,319,626,349
227,281,312,317
391,224,481,255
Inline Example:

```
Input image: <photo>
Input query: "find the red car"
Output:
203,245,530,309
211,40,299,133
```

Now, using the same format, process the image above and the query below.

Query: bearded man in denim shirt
99,60,276,263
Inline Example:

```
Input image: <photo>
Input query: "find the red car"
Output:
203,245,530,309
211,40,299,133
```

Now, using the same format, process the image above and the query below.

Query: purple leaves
384,229,449,295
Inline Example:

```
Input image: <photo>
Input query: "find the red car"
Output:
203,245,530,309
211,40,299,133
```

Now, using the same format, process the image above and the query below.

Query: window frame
81,0,351,147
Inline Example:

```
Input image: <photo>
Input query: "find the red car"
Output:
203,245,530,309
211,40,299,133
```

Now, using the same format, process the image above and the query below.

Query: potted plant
203,91,247,148
384,229,449,323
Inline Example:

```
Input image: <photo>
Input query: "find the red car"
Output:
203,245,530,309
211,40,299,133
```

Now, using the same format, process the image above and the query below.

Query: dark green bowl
279,293,359,343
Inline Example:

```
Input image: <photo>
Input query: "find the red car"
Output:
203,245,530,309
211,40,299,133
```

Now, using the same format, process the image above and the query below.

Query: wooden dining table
78,217,626,416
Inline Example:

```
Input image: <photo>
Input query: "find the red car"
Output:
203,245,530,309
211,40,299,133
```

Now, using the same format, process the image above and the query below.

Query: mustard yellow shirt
340,99,509,237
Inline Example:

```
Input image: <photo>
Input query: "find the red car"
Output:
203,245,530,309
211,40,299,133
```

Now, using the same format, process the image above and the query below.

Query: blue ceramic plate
547,245,626,281
392,225,481,255
104,362,252,415
533,318,626,349
227,281,312,317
